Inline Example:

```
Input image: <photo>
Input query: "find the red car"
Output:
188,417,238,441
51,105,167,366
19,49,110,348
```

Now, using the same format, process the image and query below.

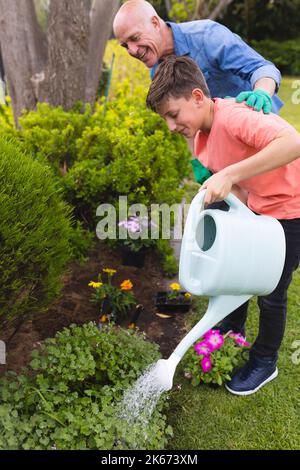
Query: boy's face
159,91,207,139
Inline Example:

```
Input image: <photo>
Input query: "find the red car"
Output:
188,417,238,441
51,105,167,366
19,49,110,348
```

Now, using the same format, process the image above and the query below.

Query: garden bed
0,240,187,375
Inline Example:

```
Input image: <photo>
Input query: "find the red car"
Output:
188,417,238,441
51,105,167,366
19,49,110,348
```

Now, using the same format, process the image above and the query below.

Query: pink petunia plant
184,328,251,386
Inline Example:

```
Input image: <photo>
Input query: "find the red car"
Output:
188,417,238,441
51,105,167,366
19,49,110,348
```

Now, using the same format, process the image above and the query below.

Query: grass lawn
278,76,300,131
166,79,300,450
166,270,300,450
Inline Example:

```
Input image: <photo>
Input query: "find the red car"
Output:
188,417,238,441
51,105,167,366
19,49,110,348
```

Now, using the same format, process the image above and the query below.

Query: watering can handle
197,189,255,217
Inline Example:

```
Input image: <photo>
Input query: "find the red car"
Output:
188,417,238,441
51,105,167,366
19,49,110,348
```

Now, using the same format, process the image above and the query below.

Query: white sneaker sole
225,367,278,396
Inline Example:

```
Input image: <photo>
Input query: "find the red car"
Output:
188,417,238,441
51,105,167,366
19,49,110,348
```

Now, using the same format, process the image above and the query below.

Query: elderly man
114,0,283,183
113,0,283,114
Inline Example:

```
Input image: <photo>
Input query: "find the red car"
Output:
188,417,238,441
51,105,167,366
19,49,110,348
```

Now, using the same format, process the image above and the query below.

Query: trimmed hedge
0,137,73,321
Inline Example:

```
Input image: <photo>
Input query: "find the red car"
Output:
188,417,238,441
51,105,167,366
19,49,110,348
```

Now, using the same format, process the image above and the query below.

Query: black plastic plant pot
155,291,192,313
121,248,146,268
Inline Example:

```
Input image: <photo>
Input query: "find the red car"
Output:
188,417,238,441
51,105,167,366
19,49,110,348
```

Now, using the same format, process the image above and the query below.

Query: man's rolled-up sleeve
203,22,281,90
250,65,281,92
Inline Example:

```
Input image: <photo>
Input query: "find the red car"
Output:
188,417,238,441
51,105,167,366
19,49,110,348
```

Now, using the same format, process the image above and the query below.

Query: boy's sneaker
225,354,278,396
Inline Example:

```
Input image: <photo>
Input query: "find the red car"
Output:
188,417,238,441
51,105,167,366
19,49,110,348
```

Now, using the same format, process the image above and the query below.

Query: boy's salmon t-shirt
194,98,300,219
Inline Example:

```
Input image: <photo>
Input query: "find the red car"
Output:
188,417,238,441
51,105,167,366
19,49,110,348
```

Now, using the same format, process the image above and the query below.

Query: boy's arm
231,185,248,205
202,129,300,206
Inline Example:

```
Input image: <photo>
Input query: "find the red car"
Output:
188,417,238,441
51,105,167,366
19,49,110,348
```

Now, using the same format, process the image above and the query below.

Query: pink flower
229,332,250,347
194,341,212,356
201,356,212,373
204,329,220,339
204,330,224,351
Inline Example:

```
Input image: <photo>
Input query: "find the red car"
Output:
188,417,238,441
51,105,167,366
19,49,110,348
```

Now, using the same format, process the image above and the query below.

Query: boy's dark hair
146,55,211,112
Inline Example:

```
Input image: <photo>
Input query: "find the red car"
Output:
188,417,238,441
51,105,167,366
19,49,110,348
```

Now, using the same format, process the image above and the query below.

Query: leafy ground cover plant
0,322,172,450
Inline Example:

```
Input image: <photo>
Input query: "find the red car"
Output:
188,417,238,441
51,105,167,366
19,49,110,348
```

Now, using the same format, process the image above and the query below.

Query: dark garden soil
0,241,188,376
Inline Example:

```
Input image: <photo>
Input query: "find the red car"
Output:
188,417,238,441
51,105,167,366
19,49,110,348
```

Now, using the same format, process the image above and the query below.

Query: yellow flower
88,281,103,289
103,268,117,275
120,279,133,290
170,282,181,291
184,292,192,299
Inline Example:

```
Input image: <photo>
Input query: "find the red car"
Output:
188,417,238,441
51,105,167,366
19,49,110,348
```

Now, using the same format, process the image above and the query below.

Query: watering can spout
153,354,181,391
154,294,251,391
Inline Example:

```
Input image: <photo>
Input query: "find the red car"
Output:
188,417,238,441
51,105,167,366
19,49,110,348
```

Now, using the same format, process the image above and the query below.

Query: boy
146,55,300,395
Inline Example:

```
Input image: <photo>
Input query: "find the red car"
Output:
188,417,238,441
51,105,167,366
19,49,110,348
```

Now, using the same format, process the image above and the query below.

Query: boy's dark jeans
222,217,300,358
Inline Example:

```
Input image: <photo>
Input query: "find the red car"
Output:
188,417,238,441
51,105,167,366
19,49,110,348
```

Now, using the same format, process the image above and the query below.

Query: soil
0,241,188,376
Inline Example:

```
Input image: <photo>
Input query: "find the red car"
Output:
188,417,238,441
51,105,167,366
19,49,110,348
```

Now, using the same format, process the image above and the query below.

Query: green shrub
8,90,189,233
0,61,191,273
18,102,93,176
68,220,95,264
0,97,15,136
156,239,179,278
0,322,172,450
0,137,73,321
104,40,150,99
64,93,190,229
251,39,300,76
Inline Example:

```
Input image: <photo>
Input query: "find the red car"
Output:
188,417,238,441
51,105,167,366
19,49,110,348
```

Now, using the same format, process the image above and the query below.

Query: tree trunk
0,0,117,122
0,0,47,125
0,42,4,80
164,0,172,14
85,0,120,106
42,0,91,110
209,0,234,21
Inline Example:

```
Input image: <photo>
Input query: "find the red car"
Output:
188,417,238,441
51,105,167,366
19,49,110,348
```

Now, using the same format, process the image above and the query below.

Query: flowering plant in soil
183,330,250,386
117,215,158,253
166,283,192,303
89,268,136,320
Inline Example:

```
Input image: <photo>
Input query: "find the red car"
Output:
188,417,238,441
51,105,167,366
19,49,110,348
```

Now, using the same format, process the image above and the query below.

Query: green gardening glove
235,89,273,114
190,159,212,184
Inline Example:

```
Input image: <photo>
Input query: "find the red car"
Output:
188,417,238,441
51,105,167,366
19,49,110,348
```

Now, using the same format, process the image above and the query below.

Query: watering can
154,190,286,391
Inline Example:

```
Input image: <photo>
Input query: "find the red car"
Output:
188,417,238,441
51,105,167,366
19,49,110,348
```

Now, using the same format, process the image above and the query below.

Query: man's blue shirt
151,20,283,114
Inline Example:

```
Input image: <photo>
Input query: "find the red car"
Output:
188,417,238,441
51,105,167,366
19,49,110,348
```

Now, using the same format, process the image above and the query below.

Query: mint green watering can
154,190,286,391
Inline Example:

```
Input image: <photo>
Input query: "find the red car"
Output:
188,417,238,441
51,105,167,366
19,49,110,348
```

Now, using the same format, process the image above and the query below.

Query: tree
220,0,300,42
166,0,234,22
0,0,120,125
85,0,120,104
